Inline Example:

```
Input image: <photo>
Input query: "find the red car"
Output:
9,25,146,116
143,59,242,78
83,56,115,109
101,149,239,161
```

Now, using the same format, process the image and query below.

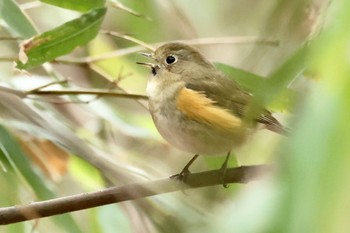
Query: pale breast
147,78,246,156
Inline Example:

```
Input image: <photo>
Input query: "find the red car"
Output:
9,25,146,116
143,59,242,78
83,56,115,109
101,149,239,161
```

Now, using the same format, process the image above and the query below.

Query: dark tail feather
256,110,290,136
265,121,290,136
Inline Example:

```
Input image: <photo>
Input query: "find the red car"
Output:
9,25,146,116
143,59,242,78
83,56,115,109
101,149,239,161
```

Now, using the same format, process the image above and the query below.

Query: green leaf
215,62,266,93
0,0,37,38
40,0,105,12
16,7,107,70
215,62,296,112
0,125,83,233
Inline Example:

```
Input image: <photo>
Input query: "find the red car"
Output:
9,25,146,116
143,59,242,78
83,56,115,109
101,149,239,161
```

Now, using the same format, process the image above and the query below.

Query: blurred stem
0,164,271,225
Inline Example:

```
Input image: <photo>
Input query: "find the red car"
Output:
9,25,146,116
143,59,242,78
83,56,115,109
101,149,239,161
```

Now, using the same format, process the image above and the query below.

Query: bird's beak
137,52,159,75
136,61,157,69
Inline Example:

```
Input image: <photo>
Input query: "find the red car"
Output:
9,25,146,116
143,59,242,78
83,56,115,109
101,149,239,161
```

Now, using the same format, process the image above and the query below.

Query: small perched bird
137,43,285,179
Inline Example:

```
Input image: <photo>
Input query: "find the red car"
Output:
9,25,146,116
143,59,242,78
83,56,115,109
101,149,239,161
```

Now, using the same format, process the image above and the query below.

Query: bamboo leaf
16,7,107,70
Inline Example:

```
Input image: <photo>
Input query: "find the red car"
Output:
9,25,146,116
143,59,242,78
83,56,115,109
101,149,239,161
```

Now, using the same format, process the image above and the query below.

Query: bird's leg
220,151,231,188
170,154,199,181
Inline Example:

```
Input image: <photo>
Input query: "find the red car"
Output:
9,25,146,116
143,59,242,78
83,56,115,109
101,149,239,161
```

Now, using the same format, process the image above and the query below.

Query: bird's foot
219,152,231,188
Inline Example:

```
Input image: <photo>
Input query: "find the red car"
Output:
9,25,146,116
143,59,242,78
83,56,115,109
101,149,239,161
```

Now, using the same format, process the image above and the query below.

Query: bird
137,42,286,181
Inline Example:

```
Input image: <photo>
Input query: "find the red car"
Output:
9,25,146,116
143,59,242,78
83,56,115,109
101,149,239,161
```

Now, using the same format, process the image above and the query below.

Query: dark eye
165,55,177,64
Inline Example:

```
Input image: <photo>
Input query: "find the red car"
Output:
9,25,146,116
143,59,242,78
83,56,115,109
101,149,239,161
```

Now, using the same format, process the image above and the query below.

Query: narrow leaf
16,7,107,70
215,63,265,93
40,0,105,12
0,0,37,38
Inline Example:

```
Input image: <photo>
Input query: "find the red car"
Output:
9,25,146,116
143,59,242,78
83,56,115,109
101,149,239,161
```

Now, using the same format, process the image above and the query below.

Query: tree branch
0,165,271,225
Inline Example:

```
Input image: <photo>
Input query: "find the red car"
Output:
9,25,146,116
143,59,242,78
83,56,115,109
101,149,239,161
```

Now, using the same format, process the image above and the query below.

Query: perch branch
0,165,271,225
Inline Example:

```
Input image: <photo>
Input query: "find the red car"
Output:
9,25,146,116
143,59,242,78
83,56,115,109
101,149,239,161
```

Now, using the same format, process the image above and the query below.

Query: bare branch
0,164,271,225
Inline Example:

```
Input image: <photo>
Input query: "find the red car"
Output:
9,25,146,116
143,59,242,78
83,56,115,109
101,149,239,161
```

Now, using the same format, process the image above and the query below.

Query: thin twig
27,79,69,93
56,36,279,64
109,0,152,21
25,90,148,100
101,30,156,51
0,164,271,225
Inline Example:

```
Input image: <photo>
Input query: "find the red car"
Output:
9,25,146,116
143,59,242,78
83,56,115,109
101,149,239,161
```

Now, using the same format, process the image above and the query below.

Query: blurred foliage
0,0,37,38
1,0,349,233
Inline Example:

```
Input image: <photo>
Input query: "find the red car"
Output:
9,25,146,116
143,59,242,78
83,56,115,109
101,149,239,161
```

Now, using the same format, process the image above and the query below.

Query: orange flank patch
176,87,242,131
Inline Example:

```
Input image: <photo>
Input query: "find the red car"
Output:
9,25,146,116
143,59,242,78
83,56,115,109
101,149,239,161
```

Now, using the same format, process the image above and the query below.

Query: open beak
136,52,159,75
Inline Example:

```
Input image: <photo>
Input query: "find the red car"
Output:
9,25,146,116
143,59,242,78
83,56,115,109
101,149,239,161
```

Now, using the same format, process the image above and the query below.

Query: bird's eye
165,55,177,64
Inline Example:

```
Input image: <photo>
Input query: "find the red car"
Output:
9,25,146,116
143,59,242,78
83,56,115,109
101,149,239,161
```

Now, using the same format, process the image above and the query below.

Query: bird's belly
153,114,243,156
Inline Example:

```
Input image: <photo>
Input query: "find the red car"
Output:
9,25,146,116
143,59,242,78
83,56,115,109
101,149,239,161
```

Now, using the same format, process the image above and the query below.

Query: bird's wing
175,87,242,132
183,73,287,134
